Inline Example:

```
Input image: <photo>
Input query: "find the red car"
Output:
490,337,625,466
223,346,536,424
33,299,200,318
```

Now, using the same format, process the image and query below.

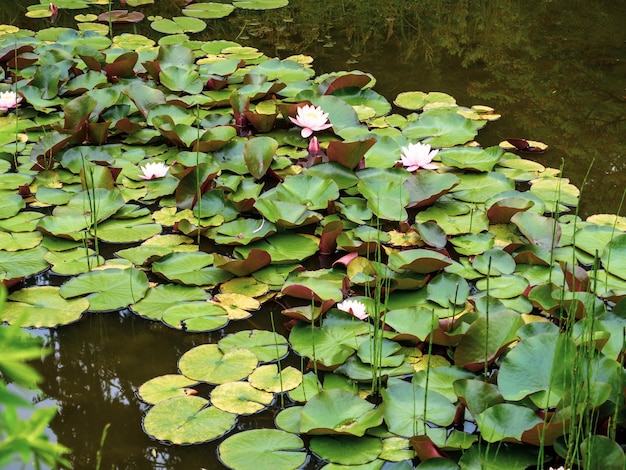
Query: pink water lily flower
397,142,439,171
139,162,169,180
337,299,369,320
0,91,22,111
289,104,332,138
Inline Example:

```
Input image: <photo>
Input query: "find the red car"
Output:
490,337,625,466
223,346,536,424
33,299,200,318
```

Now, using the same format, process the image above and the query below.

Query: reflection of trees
36,312,221,469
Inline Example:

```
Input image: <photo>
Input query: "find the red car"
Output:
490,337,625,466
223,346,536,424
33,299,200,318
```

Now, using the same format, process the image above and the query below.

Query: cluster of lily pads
25,0,289,36
0,22,625,470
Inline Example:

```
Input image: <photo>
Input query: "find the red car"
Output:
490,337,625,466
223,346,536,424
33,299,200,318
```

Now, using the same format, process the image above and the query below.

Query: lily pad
2,286,89,327
137,374,199,405
248,364,303,393
178,344,258,384
310,435,383,465
218,330,289,363
59,267,149,312
210,381,274,415
143,396,235,444
218,429,306,470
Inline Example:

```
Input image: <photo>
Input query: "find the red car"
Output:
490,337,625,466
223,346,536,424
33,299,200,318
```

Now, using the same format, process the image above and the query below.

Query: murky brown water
4,0,626,468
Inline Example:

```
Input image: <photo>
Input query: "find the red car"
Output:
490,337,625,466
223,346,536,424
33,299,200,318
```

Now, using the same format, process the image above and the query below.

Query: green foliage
0,287,71,468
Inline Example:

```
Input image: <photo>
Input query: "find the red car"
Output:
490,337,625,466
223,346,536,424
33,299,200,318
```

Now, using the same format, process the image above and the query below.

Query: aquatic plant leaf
601,233,626,280
96,216,162,243
457,443,538,469
150,16,206,34
580,435,626,470
250,58,313,82
131,284,209,320
59,267,149,311
304,163,359,190
388,249,452,274
178,344,258,384
439,146,503,172
235,233,319,264
498,333,575,408
182,2,235,19
529,177,579,212
310,435,382,465
137,374,198,405
210,381,274,414
451,172,516,203
97,10,144,24
143,396,235,444
0,193,25,219
282,276,343,302
0,246,49,280
253,198,322,227
385,307,440,342
289,309,371,367
1,286,88,327
160,65,203,94
404,171,460,209
151,252,233,286
287,372,322,403
357,168,409,221
299,389,383,436
275,173,340,210
0,231,42,251
162,301,229,332
244,136,277,179
476,403,543,443
511,211,561,251
326,138,376,170
381,381,456,437
402,108,484,147
472,248,516,275
454,379,505,417
219,330,288,363
248,364,302,393
454,311,524,372
233,0,289,10
218,429,306,470
334,354,414,381
45,247,104,275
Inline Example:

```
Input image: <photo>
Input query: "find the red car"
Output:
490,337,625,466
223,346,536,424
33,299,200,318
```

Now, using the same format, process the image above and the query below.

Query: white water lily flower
289,104,332,138
397,142,439,171
139,162,169,180
336,299,368,320
0,90,22,111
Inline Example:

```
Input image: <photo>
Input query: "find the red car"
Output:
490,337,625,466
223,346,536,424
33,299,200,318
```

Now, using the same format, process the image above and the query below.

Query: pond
1,0,626,469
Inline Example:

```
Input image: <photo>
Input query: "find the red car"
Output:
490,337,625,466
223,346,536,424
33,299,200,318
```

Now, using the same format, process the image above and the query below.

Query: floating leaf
143,396,235,444
2,286,89,327
178,344,258,384
218,429,306,470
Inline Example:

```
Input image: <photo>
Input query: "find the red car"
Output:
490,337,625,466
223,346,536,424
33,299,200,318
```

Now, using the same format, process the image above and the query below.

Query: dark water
3,0,626,468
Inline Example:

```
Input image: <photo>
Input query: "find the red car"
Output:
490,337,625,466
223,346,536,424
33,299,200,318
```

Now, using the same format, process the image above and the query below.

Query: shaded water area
3,0,626,468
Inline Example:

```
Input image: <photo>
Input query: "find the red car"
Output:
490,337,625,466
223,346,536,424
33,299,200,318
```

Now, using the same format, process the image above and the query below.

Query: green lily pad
218,330,289,363
59,267,149,311
357,168,410,221
402,107,484,147
210,381,274,415
439,146,503,172
0,231,42,251
299,389,383,436
95,216,162,243
182,3,235,19
381,379,456,436
458,443,538,469
44,247,104,275
151,252,233,286
162,301,229,332
143,396,235,444
150,16,206,34
218,429,306,470
498,333,576,408
131,284,210,320
1,286,89,327
233,0,289,9
235,233,319,264
0,246,49,280
137,374,198,405
248,364,302,393
310,435,383,465
178,344,258,384
208,218,276,246
601,233,626,280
